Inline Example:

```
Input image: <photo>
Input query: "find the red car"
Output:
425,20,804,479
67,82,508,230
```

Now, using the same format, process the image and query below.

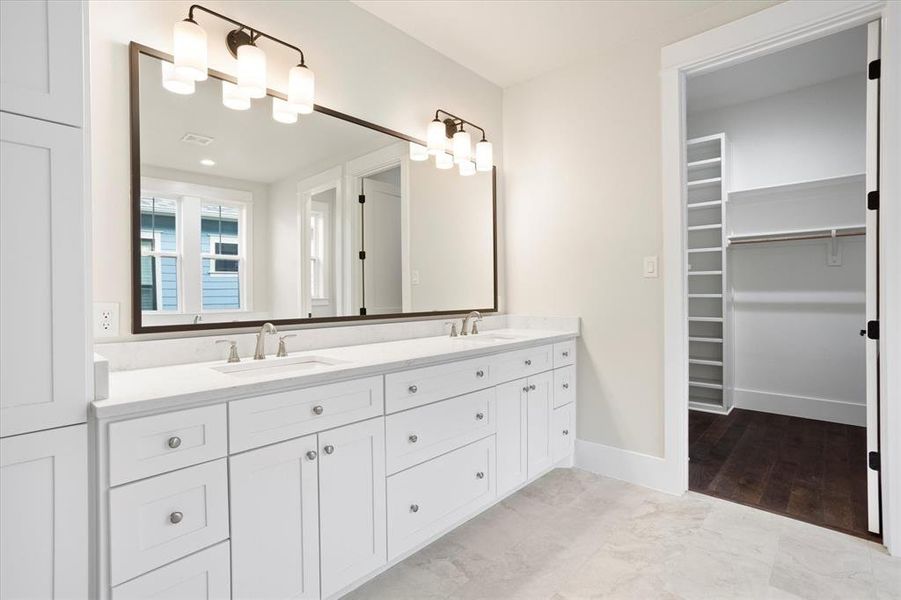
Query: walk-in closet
684,23,881,539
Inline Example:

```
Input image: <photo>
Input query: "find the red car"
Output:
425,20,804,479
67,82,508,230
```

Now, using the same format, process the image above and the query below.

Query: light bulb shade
475,140,493,172
409,142,428,161
272,97,298,124
435,151,453,169
161,61,195,95
459,160,476,176
426,119,446,155
288,64,315,114
173,19,207,81
452,130,472,164
222,80,250,110
237,44,267,99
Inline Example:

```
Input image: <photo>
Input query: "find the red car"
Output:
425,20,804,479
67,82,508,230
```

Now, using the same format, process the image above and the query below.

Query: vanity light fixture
414,109,493,175
222,81,250,110
272,97,298,124
161,61,195,95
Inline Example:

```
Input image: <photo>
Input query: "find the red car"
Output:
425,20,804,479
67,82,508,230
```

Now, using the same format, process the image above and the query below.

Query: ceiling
351,1,773,88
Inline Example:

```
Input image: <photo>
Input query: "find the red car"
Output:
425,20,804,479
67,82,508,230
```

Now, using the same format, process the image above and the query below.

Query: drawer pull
563,429,570,436
169,511,184,524
410,504,419,513
476,369,485,378
476,471,485,479
408,385,418,394
562,383,570,390
524,359,532,366
562,351,570,358
306,450,318,461
408,434,419,443
323,444,335,455
312,405,324,415
167,436,182,449
475,412,484,421
529,384,536,391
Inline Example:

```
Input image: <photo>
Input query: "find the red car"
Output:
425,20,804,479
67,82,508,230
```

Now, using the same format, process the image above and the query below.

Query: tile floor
347,468,899,600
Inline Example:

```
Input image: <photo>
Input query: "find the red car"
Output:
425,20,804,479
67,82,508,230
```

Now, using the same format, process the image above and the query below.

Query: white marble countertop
93,328,577,419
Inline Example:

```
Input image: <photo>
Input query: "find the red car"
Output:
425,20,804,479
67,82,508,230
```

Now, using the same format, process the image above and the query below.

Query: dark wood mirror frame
129,42,498,334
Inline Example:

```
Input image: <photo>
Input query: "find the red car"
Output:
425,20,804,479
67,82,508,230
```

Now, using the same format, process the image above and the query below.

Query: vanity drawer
385,356,493,414
492,345,554,385
229,376,383,452
111,541,231,600
551,403,575,462
386,388,495,474
553,365,576,408
387,436,495,560
553,340,576,368
108,404,227,486
109,459,230,585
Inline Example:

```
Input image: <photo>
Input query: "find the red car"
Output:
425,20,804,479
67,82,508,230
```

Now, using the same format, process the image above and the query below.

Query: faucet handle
445,321,459,337
216,340,240,363
277,334,297,357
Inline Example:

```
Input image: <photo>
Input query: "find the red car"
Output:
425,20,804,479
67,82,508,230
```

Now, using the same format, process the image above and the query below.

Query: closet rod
729,231,864,246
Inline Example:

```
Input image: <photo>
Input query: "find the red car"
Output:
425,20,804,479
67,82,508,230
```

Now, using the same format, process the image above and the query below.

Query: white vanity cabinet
496,379,528,496
526,370,555,478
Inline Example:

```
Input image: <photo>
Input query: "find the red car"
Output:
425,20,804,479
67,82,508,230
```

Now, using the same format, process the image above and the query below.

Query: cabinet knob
306,450,318,460
408,385,418,394
476,471,485,479
562,351,570,358
524,359,532,366
169,511,183,524
410,504,419,513
475,412,484,421
522,386,529,393
529,384,536,391
167,436,181,449
312,405,324,415
323,444,335,455
563,430,570,436
408,434,419,443
476,369,485,378
562,383,570,390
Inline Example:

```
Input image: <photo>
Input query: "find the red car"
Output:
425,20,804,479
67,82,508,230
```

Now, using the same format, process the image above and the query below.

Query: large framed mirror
129,43,496,333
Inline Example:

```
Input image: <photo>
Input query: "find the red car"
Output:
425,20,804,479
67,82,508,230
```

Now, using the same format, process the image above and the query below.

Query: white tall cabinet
0,1,90,598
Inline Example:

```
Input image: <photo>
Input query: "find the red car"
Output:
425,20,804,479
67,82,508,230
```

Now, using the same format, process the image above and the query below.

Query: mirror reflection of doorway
359,167,402,316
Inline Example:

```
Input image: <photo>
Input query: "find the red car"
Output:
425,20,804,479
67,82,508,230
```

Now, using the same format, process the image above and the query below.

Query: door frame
660,0,901,555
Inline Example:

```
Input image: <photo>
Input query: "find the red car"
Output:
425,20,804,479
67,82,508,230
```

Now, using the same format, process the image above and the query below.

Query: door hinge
869,451,881,471
868,190,879,210
358,194,366,204
359,307,367,316
869,59,881,80
867,320,879,340
358,250,366,260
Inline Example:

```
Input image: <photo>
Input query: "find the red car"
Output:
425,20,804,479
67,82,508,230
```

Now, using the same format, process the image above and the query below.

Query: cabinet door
318,418,387,598
111,541,231,600
0,112,88,437
230,435,320,600
526,371,554,478
0,0,84,126
551,403,575,463
496,378,528,496
0,424,87,600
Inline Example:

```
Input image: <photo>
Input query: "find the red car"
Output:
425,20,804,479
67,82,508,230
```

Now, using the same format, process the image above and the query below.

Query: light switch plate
94,302,120,338
643,256,659,278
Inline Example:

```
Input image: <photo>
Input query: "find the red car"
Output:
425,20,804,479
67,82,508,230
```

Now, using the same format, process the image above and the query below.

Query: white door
0,112,89,437
0,424,87,599
864,19,881,535
496,378,528,496
360,178,402,315
230,435,320,600
527,371,554,478
0,0,84,126
318,418,387,598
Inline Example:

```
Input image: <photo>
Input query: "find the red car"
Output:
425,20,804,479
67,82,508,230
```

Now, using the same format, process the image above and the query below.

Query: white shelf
687,247,723,254
688,316,723,322
728,172,864,202
728,224,865,245
689,294,723,298
689,337,723,344
687,157,721,170
689,358,724,366
688,270,722,276
687,200,722,210
689,378,724,390
687,177,722,189
688,224,722,231
687,134,723,147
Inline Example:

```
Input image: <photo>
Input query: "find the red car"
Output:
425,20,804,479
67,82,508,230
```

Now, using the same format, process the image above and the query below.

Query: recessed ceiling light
200,158,216,166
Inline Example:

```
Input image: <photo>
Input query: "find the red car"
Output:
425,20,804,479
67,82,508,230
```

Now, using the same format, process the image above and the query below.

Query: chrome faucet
254,322,278,360
461,311,482,336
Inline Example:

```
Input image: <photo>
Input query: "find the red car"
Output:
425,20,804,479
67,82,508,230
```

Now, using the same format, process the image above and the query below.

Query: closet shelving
685,133,731,414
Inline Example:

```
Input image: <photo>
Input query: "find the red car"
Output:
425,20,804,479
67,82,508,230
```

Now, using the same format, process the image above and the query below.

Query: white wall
89,0,502,339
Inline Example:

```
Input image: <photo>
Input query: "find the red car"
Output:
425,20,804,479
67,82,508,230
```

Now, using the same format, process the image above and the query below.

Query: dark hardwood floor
689,408,875,539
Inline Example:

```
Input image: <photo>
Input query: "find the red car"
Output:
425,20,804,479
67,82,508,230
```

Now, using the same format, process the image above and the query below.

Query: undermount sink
211,355,347,377
453,333,525,343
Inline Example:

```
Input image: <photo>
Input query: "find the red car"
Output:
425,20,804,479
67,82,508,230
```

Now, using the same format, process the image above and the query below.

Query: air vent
180,132,214,146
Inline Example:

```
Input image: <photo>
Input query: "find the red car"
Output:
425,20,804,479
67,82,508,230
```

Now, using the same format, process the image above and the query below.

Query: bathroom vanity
91,329,577,599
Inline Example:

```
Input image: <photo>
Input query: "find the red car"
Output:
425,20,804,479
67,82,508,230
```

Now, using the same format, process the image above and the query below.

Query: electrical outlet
94,302,120,338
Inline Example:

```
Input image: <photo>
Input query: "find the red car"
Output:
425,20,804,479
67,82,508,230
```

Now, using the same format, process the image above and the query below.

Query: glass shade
272,97,298,124
161,61,195,95
475,140,493,172
409,142,429,161
427,119,446,155
222,80,250,110
173,19,207,81
435,151,454,169
237,44,267,99
288,64,315,114
452,130,472,164
459,160,476,176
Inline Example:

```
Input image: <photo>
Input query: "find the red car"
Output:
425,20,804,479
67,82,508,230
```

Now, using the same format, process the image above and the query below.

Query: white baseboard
575,438,681,495
733,388,865,426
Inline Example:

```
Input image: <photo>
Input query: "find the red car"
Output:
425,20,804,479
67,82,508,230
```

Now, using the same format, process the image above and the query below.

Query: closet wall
688,72,867,426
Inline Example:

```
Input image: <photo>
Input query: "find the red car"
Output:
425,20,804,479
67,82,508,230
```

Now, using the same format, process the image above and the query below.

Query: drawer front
385,356,493,414
229,376,383,452
108,404,227,486
111,541,231,600
492,345,554,385
553,365,576,408
551,404,575,463
553,340,576,368
387,436,495,560
109,460,230,585
386,388,496,474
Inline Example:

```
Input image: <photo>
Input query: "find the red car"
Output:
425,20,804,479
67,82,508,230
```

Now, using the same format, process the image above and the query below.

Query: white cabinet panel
385,355,494,413
0,112,88,436
0,425,87,600
109,459,229,585
230,435,320,600
495,379,528,497
111,541,231,600
108,404,227,486
526,371,554,478
0,0,83,126
551,404,575,463
492,345,554,385
553,365,576,408
386,388,495,474
318,418,387,598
